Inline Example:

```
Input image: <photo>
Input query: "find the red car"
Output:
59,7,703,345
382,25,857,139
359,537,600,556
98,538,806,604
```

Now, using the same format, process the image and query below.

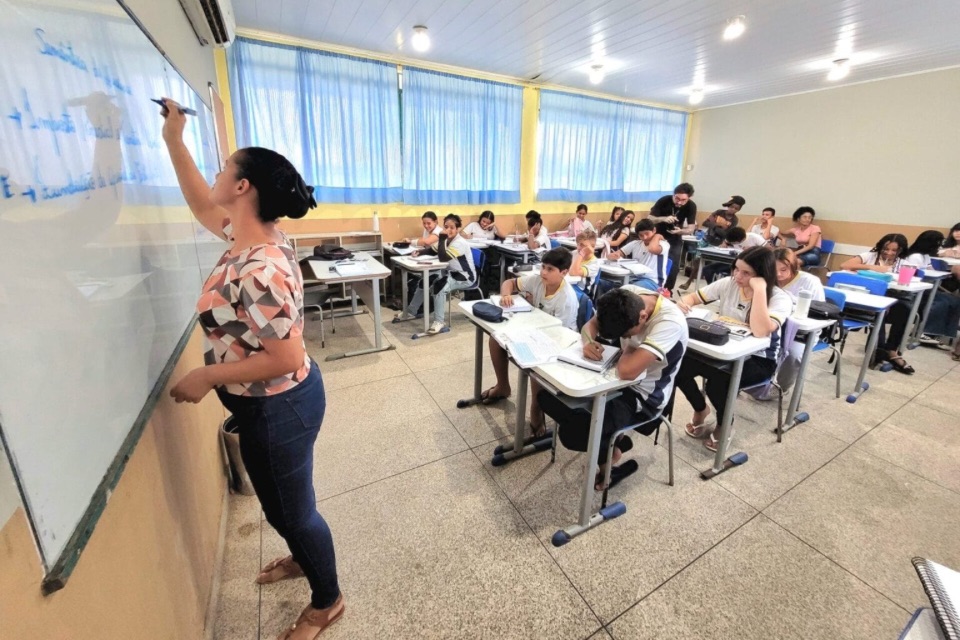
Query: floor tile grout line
465,444,608,631
847,446,960,497
602,512,765,631
763,515,914,615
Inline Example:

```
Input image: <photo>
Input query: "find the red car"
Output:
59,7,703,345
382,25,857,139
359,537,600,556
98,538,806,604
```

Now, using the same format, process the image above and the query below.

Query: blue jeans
216,361,340,609
406,273,474,324
797,248,821,267
925,292,960,337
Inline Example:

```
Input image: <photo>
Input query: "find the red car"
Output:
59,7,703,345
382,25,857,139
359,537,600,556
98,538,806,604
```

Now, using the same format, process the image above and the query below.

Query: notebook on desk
557,342,620,373
912,557,960,639
490,295,534,312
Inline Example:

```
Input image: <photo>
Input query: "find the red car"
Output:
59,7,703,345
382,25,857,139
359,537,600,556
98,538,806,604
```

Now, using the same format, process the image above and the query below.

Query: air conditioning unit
178,0,236,48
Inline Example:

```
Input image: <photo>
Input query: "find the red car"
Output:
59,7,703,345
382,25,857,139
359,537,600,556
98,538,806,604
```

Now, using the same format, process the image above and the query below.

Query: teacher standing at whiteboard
159,99,344,639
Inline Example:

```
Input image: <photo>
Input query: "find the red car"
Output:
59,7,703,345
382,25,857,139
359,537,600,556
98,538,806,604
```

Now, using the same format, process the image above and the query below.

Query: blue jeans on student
797,248,821,267
925,292,960,337
406,273,474,324
216,361,340,609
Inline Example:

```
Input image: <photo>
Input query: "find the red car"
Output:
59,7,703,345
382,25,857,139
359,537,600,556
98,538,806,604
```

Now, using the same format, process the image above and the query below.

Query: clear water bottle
372,210,380,232
794,290,812,319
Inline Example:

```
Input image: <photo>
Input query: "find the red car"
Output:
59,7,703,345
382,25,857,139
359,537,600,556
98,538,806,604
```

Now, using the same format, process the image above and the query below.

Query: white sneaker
393,311,415,322
427,321,446,335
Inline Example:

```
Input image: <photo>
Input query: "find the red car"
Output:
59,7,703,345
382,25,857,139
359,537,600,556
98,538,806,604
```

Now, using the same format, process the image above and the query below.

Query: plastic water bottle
794,290,812,319
372,210,380,232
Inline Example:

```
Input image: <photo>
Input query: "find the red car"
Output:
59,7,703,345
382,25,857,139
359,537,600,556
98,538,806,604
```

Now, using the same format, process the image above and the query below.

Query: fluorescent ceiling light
827,58,850,81
411,25,430,52
589,64,605,85
723,16,746,41
689,89,704,105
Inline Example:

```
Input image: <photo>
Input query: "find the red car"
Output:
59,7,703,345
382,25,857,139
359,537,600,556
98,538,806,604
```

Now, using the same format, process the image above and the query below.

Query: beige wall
0,327,227,640
685,68,960,236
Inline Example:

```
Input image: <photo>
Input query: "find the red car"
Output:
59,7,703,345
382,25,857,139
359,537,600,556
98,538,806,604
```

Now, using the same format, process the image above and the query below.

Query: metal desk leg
552,392,626,546
456,326,485,408
499,251,507,284
909,288,936,349
898,291,923,353
325,278,396,361
702,357,748,479
848,308,886,403
695,257,704,287
491,368,551,465
401,268,409,317
779,329,818,439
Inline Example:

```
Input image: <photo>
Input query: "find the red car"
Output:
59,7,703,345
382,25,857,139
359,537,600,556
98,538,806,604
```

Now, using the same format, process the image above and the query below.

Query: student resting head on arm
159,99,344,638
538,286,689,489
674,245,792,451
526,213,550,250
749,207,780,245
463,210,500,240
569,229,599,284
610,219,670,289
774,248,824,302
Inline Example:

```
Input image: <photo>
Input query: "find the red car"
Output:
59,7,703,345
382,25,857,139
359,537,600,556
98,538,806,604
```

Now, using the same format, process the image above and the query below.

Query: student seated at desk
772,248,825,393
565,203,596,237
676,246,792,451
702,196,744,246
840,233,915,374
607,205,625,224
525,213,550,250
482,248,578,437
903,230,945,269
609,219,669,289
599,209,634,254
537,286,689,488
569,229,600,287
395,214,476,334
748,207,780,246
403,210,440,248
463,210,502,240
939,223,960,259
779,206,822,267
697,227,767,285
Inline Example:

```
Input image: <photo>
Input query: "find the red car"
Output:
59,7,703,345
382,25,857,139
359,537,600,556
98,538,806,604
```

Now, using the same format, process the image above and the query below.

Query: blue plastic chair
804,238,835,274
827,271,888,296
931,258,948,272
550,238,563,249
573,286,595,331
446,248,487,322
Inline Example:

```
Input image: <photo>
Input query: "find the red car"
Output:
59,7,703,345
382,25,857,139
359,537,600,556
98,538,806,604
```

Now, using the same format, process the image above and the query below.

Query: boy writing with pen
537,286,689,489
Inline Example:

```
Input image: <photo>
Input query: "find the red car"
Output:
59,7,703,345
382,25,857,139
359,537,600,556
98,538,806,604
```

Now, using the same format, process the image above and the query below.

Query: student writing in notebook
609,218,670,289
482,248,578,438
675,246,792,451
395,214,476,334
538,287,688,489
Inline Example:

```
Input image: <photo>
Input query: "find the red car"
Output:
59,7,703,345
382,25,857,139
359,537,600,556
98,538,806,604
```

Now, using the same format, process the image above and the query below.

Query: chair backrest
550,238,562,249
827,271,888,296
823,287,847,311
931,258,948,272
574,286,595,331
820,238,836,254
470,247,485,271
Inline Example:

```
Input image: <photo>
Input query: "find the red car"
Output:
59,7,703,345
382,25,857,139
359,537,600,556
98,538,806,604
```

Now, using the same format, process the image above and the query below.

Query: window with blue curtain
228,37,401,203
402,68,522,205
537,90,687,202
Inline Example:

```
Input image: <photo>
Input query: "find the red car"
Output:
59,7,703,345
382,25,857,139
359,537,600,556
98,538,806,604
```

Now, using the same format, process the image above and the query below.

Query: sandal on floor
277,595,345,640
601,460,640,491
705,433,721,452
520,423,552,446
685,420,714,439
887,355,915,375
256,555,304,585
480,387,509,405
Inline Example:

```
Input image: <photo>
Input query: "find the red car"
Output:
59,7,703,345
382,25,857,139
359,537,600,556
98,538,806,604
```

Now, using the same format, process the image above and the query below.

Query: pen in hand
151,98,197,116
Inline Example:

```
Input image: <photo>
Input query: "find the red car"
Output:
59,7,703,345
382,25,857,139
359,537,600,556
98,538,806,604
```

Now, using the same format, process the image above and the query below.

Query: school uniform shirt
197,232,310,397
749,223,781,244
902,252,933,269
780,271,825,303
464,221,497,240
695,277,793,361
436,234,477,284
619,286,689,413
578,253,601,280
416,226,439,247
517,274,578,331
619,237,671,286
527,226,551,250
742,232,768,249
790,224,822,248
570,218,597,237
857,250,903,271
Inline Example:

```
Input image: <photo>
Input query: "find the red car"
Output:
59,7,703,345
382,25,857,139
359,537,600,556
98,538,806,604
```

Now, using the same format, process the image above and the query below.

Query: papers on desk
410,255,440,264
686,307,715,321
490,295,534,312
332,261,369,276
390,245,416,256
604,259,653,276
495,329,567,367
557,342,620,373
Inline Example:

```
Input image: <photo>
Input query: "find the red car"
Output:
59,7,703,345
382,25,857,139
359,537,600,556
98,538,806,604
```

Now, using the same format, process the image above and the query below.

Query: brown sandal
256,555,305,585
277,595,345,640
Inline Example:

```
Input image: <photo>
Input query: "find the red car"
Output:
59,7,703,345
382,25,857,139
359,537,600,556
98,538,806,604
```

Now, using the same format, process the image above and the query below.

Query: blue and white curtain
537,90,687,202
402,68,522,204
228,38,402,203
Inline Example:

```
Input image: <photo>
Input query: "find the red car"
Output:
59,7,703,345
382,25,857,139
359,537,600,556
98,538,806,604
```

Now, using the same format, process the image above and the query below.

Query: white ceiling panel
233,0,960,109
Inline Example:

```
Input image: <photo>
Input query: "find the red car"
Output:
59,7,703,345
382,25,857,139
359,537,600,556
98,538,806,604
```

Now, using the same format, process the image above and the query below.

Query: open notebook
912,557,960,639
557,342,620,373
490,295,534,312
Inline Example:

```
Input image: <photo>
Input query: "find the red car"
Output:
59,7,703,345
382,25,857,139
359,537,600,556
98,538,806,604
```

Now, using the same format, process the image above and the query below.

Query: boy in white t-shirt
482,248,578,438
748,207,780,245
610,219,670,288
525,214,551,250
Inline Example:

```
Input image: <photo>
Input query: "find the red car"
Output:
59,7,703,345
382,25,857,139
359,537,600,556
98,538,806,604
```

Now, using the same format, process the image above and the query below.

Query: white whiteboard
0,0,223,576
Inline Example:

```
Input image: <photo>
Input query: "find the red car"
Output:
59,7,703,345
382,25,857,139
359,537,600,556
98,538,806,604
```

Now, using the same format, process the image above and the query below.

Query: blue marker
151,98,197,116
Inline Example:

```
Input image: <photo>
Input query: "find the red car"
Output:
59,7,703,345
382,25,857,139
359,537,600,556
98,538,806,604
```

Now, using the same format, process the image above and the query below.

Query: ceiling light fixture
589,64,605,85
689,89,704,105
723,16,746,41
411,25,430,52
827,58,851,81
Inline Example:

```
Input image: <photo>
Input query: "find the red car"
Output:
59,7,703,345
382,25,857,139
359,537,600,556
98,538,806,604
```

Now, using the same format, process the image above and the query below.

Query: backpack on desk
313,245,354,261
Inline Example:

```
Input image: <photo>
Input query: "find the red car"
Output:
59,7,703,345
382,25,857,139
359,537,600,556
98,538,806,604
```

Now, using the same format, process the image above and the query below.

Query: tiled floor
214,304,960,640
